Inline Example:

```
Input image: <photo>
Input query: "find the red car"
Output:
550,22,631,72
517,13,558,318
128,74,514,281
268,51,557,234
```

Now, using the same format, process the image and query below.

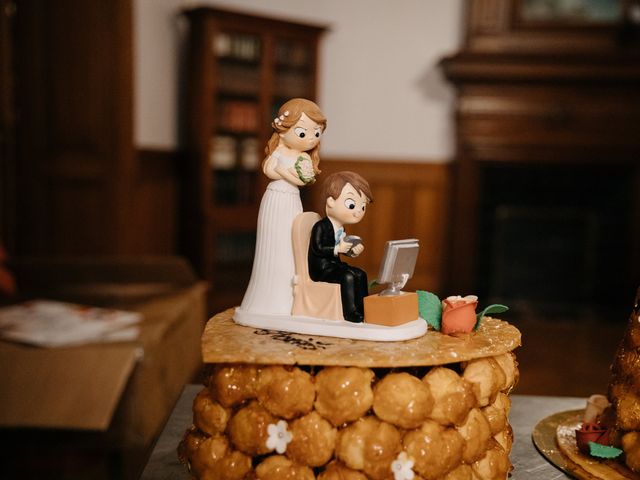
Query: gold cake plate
533,409,640,480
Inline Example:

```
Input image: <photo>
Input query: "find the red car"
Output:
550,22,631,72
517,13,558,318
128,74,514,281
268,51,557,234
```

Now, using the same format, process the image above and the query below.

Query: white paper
0,300,142,347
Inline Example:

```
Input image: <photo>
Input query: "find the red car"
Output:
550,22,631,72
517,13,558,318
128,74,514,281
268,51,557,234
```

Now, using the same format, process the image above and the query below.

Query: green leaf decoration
588,442,623,459
475,304,509,330
417,290,442,331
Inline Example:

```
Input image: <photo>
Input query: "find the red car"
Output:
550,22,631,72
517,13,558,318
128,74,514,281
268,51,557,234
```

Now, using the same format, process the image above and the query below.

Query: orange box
364,292,419,326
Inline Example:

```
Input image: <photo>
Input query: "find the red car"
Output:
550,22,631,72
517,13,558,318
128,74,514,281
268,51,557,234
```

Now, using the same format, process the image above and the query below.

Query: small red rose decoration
441,295,478,335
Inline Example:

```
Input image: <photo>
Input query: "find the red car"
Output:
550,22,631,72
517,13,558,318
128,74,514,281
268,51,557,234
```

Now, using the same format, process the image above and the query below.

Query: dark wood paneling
0,0,16,252
133,149,180,255
14,0,134,255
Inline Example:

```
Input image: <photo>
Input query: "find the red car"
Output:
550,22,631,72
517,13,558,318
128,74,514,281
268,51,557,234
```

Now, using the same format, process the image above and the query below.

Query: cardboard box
0,256,206,447
364,292,419,326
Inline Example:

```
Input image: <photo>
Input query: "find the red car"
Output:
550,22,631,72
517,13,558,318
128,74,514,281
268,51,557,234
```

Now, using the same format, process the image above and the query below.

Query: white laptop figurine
377,239,420,296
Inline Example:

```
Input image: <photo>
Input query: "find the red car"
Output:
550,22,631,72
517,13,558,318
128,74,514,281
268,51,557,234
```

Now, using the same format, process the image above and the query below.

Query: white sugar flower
266,420,292,454
445,294,478,304
391,451,415,480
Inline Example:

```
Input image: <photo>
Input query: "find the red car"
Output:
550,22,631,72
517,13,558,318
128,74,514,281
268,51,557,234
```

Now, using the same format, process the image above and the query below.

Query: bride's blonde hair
264,98,327,174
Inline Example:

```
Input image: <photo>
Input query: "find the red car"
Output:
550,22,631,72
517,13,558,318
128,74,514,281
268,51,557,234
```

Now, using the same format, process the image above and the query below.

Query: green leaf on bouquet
417,290,442,331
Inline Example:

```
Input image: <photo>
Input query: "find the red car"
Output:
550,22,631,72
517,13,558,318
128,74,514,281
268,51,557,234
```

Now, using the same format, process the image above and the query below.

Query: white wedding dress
239,152,302,315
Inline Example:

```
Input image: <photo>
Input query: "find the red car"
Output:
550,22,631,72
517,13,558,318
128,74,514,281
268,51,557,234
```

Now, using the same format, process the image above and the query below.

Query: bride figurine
237,98,327,316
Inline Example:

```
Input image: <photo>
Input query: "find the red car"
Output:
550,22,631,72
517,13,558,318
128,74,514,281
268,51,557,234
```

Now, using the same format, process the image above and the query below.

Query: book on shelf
214,170,238,204
212,32,261,61
235,170,257,205
215,232,256,265
240,137,260,170
219,100,259,133
218,63,260,95
210,135,237,170
275,41,310,67
274,71,311,99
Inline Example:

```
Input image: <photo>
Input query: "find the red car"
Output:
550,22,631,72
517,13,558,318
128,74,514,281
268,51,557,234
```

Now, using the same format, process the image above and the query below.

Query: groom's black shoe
345,311,364,323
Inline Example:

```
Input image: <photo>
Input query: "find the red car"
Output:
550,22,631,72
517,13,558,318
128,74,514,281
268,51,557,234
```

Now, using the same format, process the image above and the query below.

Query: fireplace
441,40,640,309
476,164,635,307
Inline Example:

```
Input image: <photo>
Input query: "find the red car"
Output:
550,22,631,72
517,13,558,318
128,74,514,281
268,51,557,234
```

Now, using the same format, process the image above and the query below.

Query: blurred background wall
134,0,464,160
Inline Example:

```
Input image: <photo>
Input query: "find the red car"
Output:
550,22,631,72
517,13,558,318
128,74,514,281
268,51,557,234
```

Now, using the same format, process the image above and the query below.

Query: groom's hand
337,238,353,254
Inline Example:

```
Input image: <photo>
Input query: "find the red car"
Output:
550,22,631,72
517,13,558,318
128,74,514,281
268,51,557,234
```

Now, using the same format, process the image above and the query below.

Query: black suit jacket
307,216,368,320
308,217,346,281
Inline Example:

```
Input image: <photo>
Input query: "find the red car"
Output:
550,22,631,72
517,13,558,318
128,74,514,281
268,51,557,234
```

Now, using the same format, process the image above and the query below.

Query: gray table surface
141,385,584,479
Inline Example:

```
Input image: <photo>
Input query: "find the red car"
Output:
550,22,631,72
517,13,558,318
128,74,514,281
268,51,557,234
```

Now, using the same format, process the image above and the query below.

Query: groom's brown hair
321,171,373,204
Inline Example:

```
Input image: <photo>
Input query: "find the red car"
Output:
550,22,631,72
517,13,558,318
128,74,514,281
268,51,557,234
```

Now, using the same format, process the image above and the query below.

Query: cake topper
234,100,427,341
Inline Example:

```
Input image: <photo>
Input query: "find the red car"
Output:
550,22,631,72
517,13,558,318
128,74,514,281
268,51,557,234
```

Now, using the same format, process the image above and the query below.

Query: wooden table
141,385,584,479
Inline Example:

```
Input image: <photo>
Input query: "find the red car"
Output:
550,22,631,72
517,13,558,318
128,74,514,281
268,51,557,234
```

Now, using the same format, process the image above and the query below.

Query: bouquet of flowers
294,156,316,184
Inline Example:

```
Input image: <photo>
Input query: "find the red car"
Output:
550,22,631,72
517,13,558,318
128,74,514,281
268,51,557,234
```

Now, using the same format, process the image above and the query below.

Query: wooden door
13,0,133,255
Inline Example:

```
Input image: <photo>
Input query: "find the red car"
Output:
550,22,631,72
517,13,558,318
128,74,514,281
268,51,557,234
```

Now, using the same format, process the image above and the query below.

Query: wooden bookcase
181,7,326,311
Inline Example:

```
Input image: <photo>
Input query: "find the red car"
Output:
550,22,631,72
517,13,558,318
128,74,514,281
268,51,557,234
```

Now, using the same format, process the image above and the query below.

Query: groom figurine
308,171,373,322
